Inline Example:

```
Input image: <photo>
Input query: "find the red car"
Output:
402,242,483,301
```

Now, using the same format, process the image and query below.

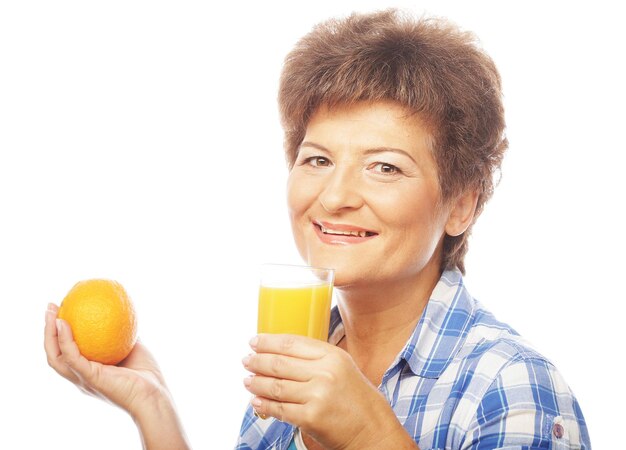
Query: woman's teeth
320,225,372,238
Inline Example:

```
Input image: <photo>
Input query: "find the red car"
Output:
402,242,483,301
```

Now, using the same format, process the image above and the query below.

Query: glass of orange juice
257,264,334,341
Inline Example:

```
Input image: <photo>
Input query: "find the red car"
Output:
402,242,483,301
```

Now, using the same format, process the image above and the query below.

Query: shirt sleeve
461,357,590,450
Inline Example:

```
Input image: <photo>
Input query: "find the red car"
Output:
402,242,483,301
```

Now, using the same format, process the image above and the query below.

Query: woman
237,9,589,450
44,9,590,450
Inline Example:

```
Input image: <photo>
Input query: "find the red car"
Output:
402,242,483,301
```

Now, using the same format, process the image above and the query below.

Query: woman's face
287,100,451,288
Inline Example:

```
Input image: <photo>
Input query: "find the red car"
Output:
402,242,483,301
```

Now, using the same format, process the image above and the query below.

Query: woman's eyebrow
299,141,329,152
301,142,415,161
363,147,417,164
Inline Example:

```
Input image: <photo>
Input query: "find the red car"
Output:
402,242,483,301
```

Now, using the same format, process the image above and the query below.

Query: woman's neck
335,263,441,385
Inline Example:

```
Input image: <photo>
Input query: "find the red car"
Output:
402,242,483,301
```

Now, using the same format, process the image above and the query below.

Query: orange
58,279,137,365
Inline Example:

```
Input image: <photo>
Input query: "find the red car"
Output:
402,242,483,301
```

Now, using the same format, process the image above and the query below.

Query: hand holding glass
257,264,334,340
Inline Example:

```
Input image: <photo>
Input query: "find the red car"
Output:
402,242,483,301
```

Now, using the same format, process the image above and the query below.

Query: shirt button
553,423,564,439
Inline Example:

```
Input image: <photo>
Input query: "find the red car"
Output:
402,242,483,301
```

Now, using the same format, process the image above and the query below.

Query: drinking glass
257,264,334,340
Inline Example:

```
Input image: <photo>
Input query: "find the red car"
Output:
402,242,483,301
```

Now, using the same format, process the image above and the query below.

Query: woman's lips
313,221,378,245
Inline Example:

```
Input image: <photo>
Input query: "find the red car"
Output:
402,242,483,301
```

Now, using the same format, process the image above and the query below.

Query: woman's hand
242,334,418,450
45,302,164,416
44,303,191,450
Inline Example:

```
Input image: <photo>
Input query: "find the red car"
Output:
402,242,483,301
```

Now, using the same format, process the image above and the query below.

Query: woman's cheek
287,171,318,215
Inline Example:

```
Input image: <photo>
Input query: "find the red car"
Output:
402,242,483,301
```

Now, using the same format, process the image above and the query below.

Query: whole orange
58,279,137,365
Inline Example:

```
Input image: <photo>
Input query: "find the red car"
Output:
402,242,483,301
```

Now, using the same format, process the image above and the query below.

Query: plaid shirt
237,269,590,449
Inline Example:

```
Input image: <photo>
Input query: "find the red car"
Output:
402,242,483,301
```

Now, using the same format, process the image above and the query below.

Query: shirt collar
400,268,476,378
328,268,475,379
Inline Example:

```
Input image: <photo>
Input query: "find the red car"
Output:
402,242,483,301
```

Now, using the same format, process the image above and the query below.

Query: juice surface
257,284,332,340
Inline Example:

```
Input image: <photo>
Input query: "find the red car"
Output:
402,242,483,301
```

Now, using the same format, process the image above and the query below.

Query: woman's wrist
131,389,191,450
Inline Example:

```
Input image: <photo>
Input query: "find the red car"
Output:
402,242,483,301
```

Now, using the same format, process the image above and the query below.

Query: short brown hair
278,9,508,274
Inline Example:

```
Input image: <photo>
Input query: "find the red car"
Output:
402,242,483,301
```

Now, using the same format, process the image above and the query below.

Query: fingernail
251,397,262,407
242,355,251,367
243,376,252,388
45,303,58,324
249,336,259,350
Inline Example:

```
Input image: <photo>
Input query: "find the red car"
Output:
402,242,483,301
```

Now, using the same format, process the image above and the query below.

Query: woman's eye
305,156,331,167
372,162,400,174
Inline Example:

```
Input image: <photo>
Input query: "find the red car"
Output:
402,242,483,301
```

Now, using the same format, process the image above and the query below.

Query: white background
1,1,623,448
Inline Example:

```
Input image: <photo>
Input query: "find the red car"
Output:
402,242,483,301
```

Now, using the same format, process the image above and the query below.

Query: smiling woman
237,9,591,450
287,101,456,290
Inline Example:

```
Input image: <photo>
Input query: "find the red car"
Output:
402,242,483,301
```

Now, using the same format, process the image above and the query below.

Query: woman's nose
318,167,364,213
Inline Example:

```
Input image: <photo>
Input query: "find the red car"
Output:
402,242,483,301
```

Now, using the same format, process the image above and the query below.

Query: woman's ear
445,190,479,237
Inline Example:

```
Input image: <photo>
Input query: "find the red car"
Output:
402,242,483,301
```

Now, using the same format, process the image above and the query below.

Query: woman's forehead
303,101,435,154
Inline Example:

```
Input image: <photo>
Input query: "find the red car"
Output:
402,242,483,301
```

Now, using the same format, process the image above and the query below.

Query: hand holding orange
58,279,137,365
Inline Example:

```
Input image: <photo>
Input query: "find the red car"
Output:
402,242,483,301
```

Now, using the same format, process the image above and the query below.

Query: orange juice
257,284,333,340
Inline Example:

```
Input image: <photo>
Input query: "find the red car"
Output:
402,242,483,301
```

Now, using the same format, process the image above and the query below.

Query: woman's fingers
44,303,78,382
244,374,308,404
251,334,329,360
44,304,102,395
250,395,302,425
244,334,355,428
243,352,312,382
55,317,102,388
44,304,61,362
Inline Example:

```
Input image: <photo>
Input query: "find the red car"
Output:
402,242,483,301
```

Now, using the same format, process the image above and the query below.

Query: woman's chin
329,271,370,290
301,255,374,289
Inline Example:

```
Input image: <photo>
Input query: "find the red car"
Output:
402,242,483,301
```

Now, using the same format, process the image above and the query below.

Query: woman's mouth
313,221,378,244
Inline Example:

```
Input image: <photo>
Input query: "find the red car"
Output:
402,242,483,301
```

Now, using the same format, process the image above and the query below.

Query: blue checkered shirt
237,269,590,449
